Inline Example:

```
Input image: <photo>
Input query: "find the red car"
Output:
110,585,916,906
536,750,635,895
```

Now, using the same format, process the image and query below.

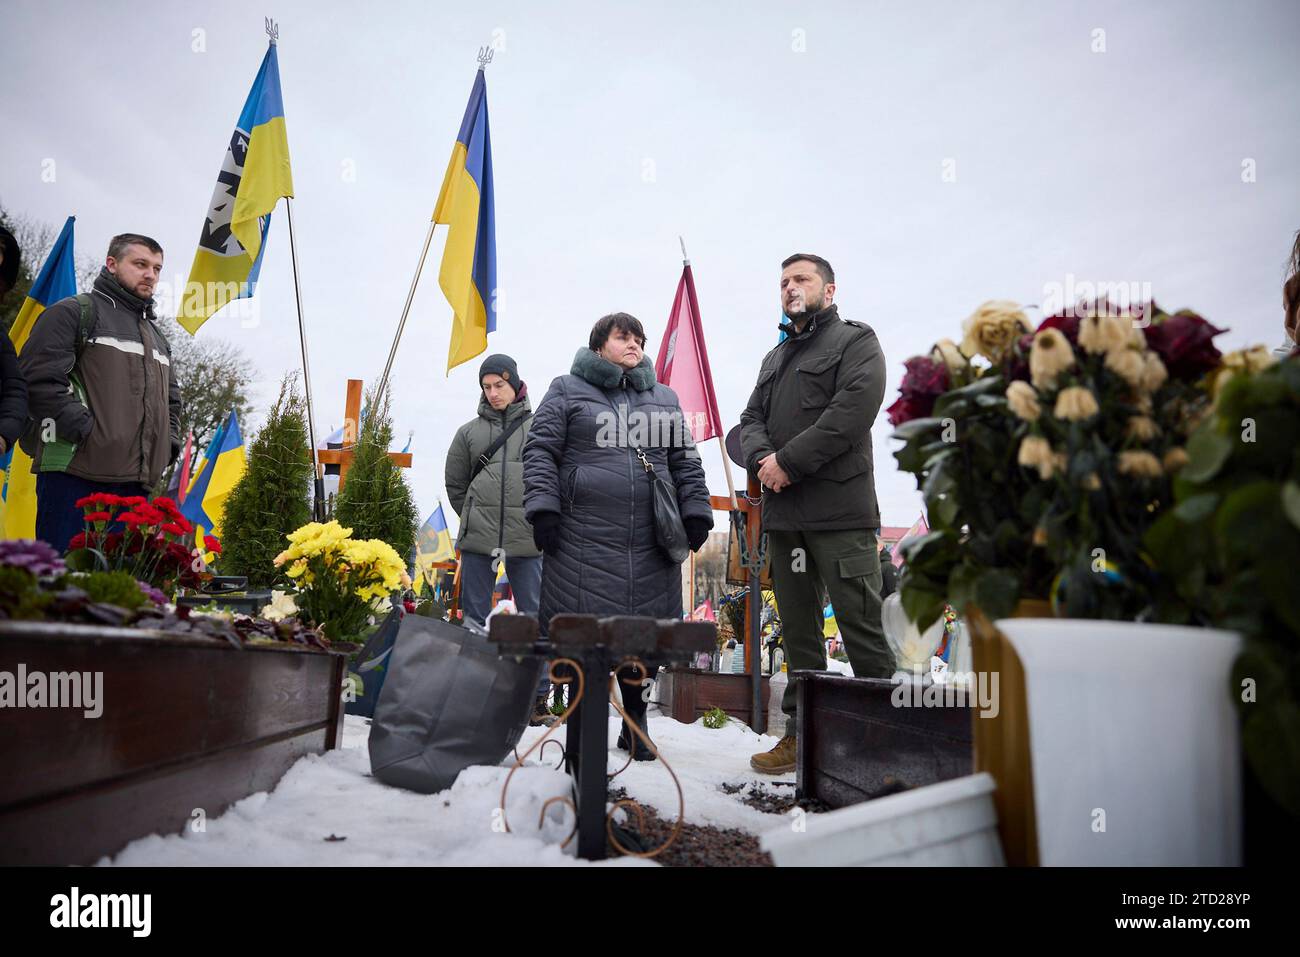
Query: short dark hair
782,253,834,285
589,312,647,351
107,233,163,261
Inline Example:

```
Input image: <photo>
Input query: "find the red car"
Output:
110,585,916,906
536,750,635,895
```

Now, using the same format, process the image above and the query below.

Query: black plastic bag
368,614,543,794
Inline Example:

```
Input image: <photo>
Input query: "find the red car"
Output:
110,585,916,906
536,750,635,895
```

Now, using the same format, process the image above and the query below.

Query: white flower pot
761,772,1004,866
996,618,1242,866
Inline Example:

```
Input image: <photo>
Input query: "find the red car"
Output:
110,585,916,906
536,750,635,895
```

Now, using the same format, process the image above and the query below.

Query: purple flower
0,539,67,577
136,580,168,606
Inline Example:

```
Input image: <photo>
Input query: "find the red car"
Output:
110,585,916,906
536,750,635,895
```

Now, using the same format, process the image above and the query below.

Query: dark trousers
460,551,547,696
35,471,150,553
458,551,543,625
767,527,894,729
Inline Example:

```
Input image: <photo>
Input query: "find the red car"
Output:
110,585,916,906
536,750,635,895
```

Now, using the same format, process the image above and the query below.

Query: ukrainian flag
433,68,496,373
1,215,77,539
177,41,294,334
180,409,246,540
414,502,455,588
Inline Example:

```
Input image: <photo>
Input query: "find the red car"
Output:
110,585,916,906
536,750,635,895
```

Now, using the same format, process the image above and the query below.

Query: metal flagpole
370,45,495,433
679,237,739,510
372,219,438,422
283,196,326,521
269,20,326,520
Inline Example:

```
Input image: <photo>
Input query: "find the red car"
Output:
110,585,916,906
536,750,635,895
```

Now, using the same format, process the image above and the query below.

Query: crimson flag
655,264,724,444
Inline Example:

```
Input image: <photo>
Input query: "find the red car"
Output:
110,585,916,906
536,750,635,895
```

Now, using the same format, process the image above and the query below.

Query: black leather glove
684,516,713,552
532,511,562,555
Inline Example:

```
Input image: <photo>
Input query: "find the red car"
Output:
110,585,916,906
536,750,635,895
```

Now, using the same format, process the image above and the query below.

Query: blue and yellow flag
180,410,246,540
178,42,294,334
433,69,496,373
414,502,455,587
2,215,78,539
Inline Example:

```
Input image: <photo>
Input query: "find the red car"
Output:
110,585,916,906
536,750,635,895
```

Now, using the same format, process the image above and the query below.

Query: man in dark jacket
20,233,183,552
0,226,31,460
740,253,892,774
879,544,898,599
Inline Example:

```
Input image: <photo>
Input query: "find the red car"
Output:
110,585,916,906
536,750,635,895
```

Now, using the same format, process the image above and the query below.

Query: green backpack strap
74,292,97,357
32,293,97,472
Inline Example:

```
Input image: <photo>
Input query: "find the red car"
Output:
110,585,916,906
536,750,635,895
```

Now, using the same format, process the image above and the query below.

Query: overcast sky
3,0,1297,534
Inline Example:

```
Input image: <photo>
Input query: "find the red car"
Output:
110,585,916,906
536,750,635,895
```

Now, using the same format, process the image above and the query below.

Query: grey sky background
3,0,1297,536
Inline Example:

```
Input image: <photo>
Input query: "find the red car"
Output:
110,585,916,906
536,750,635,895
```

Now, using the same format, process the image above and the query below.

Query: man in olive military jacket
740,253,893,774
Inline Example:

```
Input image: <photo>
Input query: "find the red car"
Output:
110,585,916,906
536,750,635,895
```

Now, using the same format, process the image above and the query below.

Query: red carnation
161,522,186,536
120,512,148,526
121,496,148,507
68,532,88,550
153,497,186,521
887,356,950,426
83,511,111,523
1143,311,1225,380
134,504,166,525
204,536,222,554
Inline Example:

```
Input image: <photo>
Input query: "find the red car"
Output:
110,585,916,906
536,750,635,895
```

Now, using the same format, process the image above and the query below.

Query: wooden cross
315,379,413,489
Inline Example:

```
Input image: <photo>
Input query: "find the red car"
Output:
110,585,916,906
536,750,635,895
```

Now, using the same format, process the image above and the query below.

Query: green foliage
894,375,1052,630
1145,356,1300,816
76,570,148,611
0,566,52,619
221,375,314,589
702,706,730,729
334,386,418,566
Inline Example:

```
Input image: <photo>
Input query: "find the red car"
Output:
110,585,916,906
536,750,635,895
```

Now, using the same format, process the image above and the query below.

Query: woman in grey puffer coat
523,313,714,759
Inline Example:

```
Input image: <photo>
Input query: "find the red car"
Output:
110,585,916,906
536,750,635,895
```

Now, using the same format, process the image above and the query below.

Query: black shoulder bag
635,447,690,565
469,413,530,484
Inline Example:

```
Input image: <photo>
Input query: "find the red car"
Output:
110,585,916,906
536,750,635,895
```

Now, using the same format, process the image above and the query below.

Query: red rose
1143,311,1225,379
83,511,111,523
887,356,950,426
204,535,222,554
1037,312,1080,344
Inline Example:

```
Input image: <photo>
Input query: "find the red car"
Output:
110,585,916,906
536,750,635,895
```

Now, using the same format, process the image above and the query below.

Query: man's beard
785,290,825,317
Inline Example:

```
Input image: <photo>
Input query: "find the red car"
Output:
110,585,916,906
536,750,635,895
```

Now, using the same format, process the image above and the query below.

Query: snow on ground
102,706,795,867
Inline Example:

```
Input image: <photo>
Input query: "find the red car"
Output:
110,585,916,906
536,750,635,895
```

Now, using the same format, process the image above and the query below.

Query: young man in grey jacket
445,354,549,716
20,233,182,552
